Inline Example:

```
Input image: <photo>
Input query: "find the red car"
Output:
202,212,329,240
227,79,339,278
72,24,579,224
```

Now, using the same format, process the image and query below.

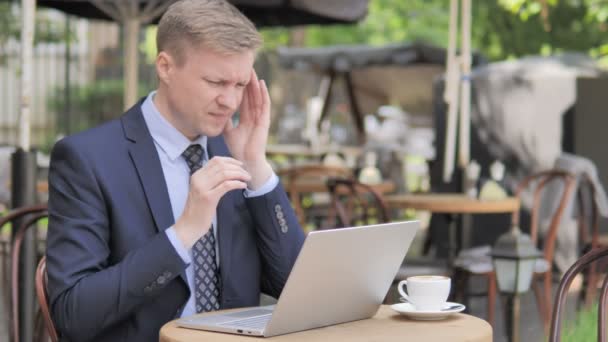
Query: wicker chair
7,205,48,342
549,246,608,342
453,171,576,329
36,256,59,342
325,177,389,228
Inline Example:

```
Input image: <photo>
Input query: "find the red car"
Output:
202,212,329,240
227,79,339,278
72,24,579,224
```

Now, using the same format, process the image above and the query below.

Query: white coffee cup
398,275,451,312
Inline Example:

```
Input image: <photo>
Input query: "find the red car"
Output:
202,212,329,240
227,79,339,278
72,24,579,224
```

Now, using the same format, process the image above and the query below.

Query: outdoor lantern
491,224,542,294
491,224,542,342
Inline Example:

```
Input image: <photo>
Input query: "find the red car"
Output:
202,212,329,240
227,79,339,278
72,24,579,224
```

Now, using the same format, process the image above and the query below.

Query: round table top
385,193,520,214
159,305,492,342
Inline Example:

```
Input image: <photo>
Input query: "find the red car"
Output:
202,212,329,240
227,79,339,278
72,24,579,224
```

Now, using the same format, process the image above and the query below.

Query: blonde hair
157,0,262,64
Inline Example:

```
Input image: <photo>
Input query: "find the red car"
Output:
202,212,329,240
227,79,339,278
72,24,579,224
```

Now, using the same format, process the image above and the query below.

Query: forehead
182,46,254,81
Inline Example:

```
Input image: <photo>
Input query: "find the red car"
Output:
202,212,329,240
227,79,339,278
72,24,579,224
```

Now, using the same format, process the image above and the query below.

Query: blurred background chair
453,170,576,329
325,177,388,228
278,164,353,228
36,256,58,342
549,246,608,342
7,205,48,342
576,173,607,309
324,177,449,302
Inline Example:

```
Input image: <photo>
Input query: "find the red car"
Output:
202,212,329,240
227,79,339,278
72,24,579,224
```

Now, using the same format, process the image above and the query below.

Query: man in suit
46,1,305,340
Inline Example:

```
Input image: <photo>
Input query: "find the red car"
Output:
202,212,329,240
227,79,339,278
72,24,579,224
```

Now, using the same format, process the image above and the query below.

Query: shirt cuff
244,172,279,198
165,226,191,264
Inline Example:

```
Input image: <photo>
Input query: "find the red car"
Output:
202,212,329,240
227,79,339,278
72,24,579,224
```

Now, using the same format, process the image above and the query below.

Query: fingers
209,180,248,198
223,116,235,134
260,79,270,120
191,156,251,191
250,70,261,111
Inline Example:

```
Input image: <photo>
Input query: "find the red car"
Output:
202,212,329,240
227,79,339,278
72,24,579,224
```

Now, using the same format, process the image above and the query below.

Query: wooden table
385,193,520,214
385,193,520,262
159,305,492,342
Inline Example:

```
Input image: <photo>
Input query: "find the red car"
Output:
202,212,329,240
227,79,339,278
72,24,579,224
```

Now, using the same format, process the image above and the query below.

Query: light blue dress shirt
140,91,279,318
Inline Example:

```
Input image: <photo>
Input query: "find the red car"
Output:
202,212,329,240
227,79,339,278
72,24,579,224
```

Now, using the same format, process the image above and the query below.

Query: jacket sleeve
46,138,187,341
244,182,305,298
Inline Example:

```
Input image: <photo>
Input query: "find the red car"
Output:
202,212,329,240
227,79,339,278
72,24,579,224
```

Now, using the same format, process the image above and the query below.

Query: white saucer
390,302,466,321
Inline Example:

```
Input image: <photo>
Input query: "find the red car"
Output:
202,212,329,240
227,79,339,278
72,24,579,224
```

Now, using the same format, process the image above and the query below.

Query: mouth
209,112,230,119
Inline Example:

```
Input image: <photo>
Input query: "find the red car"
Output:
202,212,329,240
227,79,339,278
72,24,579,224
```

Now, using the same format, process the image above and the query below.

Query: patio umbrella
36,0,369,110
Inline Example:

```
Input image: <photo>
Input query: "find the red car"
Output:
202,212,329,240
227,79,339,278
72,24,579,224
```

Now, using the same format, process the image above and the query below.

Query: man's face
160,46,255,140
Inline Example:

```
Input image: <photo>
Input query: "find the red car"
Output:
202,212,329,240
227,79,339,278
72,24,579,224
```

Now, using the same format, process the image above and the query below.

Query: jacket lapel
207,136,234,295
121,105,188,285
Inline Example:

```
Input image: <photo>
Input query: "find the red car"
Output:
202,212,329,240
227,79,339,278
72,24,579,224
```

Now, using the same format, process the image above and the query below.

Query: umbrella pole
123,18,140,110
458,0,472,168
15,1,38,341
442,0,460,182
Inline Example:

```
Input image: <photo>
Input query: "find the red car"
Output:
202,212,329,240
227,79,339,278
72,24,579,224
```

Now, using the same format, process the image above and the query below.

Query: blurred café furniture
8,204,49,342
159,305,493,342
278,164,396,228
325,177,389,228
549,246,608,342
384,192,520,325
576,173,605,309
278,164,353,227
453,171,576,330
325,179,450,300
36,256,59,342
385,193,520,264
266,144,361,168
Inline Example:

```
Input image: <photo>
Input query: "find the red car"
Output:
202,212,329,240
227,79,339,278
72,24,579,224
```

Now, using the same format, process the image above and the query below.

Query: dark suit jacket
46,102,305,341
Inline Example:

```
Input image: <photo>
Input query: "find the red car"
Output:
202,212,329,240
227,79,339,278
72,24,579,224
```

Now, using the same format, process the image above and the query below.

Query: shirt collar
141,91,208,161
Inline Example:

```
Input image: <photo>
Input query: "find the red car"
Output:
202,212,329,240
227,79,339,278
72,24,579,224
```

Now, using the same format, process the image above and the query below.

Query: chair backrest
278,164,354,225
325,177,389,228
549,246,608,342
278,164,353,183
36,256,58,342
511,170,577,265
5,204,48,342
576,173,601,252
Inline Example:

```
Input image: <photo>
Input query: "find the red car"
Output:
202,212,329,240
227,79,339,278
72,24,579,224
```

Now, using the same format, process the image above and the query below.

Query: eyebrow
206,76,249,85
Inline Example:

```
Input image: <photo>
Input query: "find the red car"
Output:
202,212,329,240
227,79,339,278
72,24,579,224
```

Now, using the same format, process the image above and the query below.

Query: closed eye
205,79,223,86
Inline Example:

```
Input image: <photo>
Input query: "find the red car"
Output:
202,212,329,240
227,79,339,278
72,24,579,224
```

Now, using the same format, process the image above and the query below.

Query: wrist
246,159,273,190
173,219,200,250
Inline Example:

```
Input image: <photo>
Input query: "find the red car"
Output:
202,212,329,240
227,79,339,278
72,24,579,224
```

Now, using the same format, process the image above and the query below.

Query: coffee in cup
398,275,451,312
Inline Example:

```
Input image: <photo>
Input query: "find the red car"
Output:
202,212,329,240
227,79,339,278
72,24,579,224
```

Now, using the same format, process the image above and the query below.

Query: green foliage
0,3,19,47
261,0,607,63
562,304,599,342
0,4,73,47
261,0,450,48
48,79,148,135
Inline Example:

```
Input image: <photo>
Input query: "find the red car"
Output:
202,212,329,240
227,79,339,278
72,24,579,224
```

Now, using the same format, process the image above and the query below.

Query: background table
385,193,520,261
159,305,492,342
385,193,520,214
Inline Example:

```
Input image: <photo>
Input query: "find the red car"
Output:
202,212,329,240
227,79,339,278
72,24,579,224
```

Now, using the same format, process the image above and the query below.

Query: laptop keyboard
220,314,272,330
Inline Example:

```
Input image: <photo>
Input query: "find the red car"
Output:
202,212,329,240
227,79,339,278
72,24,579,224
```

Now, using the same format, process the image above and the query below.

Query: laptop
176,220,419,337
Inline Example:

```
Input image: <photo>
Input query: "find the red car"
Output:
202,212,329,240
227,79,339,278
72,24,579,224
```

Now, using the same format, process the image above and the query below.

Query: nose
217,88,240,111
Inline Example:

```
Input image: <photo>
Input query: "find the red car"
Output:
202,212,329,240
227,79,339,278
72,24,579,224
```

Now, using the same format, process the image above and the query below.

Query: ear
156,51,174,85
